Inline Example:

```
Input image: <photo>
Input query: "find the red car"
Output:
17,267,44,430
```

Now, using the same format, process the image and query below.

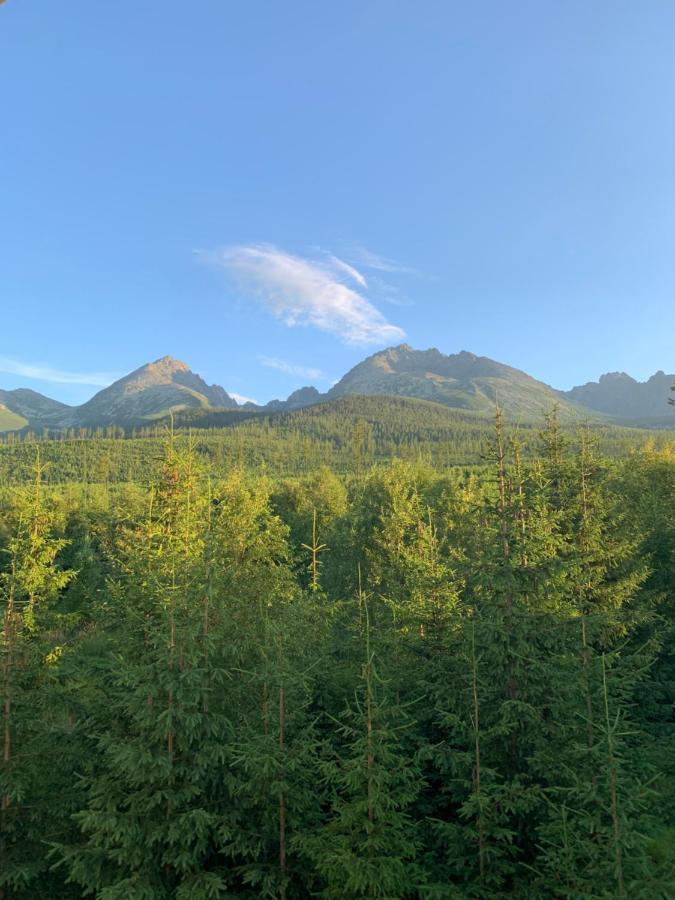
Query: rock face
327,344,584,418
0,348,672,433
563,371,675,420
285,386,323,408
263,386,324,412
76,356,238,425
0,357,238,431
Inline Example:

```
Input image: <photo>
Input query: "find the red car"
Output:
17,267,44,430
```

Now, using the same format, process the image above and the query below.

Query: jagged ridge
0,347,672,433
0,357,237,431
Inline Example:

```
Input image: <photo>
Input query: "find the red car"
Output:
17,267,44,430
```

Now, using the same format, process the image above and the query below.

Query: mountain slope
0,358,238,432
563,370,675,421
0,388,75,431
263,386,324,411
0,348,671,433
0,404,29,432
327,344,587,419
76,356,237,425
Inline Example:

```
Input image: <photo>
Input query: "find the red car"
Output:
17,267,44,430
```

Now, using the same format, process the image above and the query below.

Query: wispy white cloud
345,245,417,275
230,392,259,406
258,355,326,381
322,254,368,288
0,356,121,387
206,244,405,346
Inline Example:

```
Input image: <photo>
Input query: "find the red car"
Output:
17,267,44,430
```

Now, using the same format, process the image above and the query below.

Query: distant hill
562,370,675,423
0,388,75,430
263,386,323,411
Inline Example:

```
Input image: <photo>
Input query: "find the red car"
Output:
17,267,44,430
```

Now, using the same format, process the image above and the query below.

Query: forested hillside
1,395,673,487
1,407,674,898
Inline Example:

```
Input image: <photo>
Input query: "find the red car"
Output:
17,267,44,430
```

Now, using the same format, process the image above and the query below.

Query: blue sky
1,1,673,405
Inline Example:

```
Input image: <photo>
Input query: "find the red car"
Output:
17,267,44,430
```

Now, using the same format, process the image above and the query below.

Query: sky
1,1,674,406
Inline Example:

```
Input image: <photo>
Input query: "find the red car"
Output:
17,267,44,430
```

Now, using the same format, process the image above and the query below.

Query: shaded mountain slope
0,388,75,431
563,370,675,421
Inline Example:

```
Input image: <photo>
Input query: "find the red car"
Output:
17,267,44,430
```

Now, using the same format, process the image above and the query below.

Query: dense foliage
1,396,674,486
0,411,674,898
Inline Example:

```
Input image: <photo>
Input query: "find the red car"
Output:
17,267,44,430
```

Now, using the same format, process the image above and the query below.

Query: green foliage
296,593,422,898
1,395,673,486
0,416,673,897
0,453,77,896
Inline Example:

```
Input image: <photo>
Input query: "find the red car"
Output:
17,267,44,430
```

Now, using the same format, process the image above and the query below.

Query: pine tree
533,650,675,898
56,439,236,897
0,414,672,897
0,453,74,896
530,428,671,896
297,585,422,898
301,509,328,593
428,410,569,891
224,597,325,898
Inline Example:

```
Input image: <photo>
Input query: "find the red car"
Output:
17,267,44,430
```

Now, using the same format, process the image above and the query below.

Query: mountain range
0,345,672,433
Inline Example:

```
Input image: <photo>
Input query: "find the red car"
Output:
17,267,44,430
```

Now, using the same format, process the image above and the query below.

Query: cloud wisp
0,356,121,387
258,355,326,381
322,253,368,288
345,245,417,275
208,244,405,346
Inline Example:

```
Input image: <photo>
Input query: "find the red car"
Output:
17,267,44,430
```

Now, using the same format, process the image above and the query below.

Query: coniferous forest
1,409,674,898
6,0,675,896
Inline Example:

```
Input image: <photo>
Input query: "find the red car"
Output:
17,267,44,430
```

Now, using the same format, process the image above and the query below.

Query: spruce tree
429,410,568,891
0,453,74,896
533,649,675,898
56,439,235,897
531,426,669,896
297,585,422,898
